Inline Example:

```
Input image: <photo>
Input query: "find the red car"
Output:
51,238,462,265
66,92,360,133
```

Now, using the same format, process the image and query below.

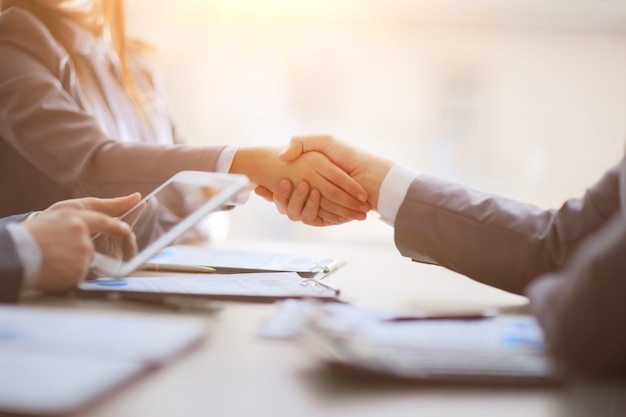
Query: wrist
230,147,281,187
360,158,393,211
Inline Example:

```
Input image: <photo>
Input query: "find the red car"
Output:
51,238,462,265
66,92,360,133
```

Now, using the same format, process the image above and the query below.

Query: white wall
127,0,626,248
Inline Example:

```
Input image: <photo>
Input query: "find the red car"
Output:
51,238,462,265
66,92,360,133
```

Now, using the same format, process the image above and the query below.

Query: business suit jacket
0,214,29,303
0,7,225,219
394,154,626,376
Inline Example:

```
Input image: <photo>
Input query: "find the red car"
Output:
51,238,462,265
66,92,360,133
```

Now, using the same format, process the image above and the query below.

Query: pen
304,277,341,296
140,263,216,273
383,310,497,322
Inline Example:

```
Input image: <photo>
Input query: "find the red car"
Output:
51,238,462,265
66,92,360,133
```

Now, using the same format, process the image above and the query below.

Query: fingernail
358,193,368,202
359,204,370,212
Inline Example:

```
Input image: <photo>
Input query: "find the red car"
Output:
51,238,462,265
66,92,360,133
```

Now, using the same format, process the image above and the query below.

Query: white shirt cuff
216,145,250,205
216,146,238,173
6,223,42,290
377,163,420,225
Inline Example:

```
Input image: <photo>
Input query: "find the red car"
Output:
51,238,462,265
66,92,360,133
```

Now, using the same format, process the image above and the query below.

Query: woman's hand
231,146,371,225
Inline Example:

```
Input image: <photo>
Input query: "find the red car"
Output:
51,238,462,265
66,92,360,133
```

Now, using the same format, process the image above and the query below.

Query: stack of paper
261,300,564,385
0,305,205,415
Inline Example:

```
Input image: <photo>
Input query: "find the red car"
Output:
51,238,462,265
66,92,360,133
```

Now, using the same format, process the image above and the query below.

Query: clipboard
78,272,341,304
142,245,345,277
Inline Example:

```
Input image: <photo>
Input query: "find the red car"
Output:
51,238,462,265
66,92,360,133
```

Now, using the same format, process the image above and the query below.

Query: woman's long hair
1,0,144,112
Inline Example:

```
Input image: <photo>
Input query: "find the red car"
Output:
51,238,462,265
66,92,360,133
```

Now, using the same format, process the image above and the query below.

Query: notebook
0,305,205,415
79,272,340,302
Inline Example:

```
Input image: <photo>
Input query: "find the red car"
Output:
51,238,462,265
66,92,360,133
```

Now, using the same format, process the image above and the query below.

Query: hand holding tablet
90,171,249,278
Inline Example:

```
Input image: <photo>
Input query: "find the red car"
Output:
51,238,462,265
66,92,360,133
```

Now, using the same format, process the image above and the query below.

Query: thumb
278,137,305,162
279,135,334,162
86,192,142,217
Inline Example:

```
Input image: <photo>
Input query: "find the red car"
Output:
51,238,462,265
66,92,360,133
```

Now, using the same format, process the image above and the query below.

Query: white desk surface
29,240,626,417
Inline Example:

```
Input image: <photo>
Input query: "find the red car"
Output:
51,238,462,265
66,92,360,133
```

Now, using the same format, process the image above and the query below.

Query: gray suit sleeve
0,9,227,200
394,162,621,294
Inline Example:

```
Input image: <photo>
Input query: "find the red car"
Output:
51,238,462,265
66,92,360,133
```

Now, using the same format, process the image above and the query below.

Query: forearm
229,147,281,188
395,176,587,294
393,158,622,294
85,142,226,197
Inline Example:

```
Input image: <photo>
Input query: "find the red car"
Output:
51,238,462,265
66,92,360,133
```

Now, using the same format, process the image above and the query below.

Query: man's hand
23,193,141,292
256,179,329,225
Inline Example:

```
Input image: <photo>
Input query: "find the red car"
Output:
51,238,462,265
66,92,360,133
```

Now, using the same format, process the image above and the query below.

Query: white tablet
90,171,249,278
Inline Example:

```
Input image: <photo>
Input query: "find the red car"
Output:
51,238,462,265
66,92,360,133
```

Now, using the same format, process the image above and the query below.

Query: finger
273,179,294,215
319,196,367,221
122,232,139,260
46,198,84,211
76,211,132,236
82,193,142,217
304,153,369,208
286,182,311,221
254,186,274,202
315,158,368,203
299,188,322,226
317,207,350,225
314,169,370,214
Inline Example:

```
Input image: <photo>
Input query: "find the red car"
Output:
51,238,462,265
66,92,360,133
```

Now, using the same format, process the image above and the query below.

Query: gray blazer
395,154,626,376
0,7,225,218
0,214,28,303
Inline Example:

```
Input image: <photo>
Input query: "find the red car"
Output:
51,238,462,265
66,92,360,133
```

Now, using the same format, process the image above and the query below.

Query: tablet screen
90,171,249,278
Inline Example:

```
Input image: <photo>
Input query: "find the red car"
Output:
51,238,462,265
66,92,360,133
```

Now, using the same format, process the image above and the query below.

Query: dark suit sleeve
527,212,626,376
394,162,621,294
0,215,28,303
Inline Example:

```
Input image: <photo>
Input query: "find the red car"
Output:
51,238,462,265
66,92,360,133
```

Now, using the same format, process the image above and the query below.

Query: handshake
254,135,394,227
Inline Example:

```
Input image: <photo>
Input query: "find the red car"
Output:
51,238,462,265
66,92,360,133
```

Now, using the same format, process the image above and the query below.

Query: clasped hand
255,136,393,226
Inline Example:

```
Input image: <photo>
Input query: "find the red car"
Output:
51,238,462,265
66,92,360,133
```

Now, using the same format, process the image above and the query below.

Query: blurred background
127,0,626,248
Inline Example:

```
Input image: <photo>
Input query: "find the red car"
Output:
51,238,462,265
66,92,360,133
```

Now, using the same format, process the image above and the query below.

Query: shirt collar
55,14,122,75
